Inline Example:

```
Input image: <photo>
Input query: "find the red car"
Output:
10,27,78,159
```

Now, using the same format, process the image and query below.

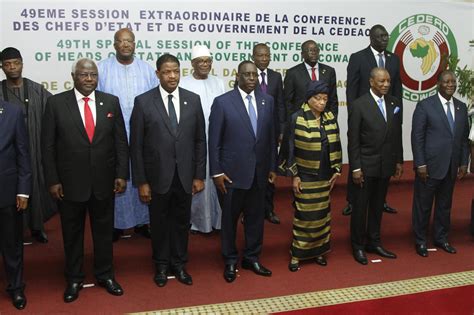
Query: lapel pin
25,98,29,103
262,100,265,105
322,69,326,74
0,107,3,114
387,53,391,57
184,101,188,105
99,102,104,106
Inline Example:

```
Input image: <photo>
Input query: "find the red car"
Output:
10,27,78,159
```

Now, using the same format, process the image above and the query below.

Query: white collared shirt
370,46,385,67
74,89,97,125
304,62,319,79
159,85,180,122
438,93,455,123
369,89,387,119
237,87,258,119
257,68,267,85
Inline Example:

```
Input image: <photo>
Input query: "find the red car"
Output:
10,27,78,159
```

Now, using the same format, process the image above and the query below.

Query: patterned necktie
377,98,386,121
83,97,95,142
246,95,257,136
260,72,267,94
378,53,385,68
446,101,454,133
311,67,317,81
168,94,178,134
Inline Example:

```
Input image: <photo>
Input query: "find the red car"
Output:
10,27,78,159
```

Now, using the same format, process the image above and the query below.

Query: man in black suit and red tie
348,68,403,265
42,58,129,303
130,54,206,288
0,99,31,310
343,24,402,216
284,39,338,117
252,43,285,224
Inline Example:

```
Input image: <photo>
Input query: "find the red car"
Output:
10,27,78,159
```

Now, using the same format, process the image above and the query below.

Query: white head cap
191,45,211,60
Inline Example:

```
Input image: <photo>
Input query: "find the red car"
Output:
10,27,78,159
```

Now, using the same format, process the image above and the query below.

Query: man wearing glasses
180,45,226,234
98,28,159,242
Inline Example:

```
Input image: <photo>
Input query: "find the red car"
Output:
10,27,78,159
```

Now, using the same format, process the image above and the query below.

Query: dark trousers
264,182,275,217
59,195,114,283
0,205,24,295
219,179,265,265
346,174,356,204
350,176,389,250
412,173,456,245
149,171,192,271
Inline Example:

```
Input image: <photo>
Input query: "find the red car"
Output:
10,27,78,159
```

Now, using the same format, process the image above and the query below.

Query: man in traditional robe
98,28,159,241
0,47,55,244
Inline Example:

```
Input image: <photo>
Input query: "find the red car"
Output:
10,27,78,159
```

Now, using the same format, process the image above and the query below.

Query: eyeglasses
194,58,213,65
77,72,98,79
115,39,135,45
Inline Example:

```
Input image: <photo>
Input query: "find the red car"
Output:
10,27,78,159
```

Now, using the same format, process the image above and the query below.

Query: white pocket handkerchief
393,106,400,114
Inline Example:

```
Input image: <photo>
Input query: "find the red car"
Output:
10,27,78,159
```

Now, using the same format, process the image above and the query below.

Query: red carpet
275,285,474,315
1,162,473,313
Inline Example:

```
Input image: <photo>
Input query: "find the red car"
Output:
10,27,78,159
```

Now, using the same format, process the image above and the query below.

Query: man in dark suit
411,70,470,257
284,39,338,117
209,61,277,283
130,54,206,287
343,24,402,216
0,100,31,310
42,58,129,302
348,68,403,265
252,43,285,224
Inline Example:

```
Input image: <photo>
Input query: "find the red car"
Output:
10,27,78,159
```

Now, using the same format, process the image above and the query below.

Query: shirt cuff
212,173,224,178
352,168,361,173
17,194,29,198
417,165,426,168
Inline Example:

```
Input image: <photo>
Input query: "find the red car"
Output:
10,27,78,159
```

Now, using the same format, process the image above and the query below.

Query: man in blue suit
411,70,470,257
209,61,277,283
0,100,31,310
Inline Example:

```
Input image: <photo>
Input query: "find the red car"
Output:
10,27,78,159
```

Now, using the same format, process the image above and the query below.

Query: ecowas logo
387,14,458,102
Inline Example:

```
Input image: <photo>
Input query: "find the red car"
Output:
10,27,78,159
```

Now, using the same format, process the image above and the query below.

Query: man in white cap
181,45,226,233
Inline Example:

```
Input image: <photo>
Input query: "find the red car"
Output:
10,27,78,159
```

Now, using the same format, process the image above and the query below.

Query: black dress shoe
434,242,457,254
353,249,368,265
383,203,398,214
366,245,397,258
154,268,168,287
97,278,124,296
288,262,300,272
134,225,151,238
266,211,281,224
174,269,193,285
342,204,352,216
241,260,272,277
415,244,428,257
64,282,83,303
224,264,237,283
12,292,27,310
315,256,327,266
113,229,123,242
31,230,48,243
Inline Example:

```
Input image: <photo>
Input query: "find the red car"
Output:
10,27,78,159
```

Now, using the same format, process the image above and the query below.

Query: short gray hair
71,58,96,73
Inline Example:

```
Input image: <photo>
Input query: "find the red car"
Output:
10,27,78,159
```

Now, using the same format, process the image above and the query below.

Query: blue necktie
260,72,267,94
168,94,178,134
377,98,386,121
246,95,257,136
446,101,454,133
378,53,385,68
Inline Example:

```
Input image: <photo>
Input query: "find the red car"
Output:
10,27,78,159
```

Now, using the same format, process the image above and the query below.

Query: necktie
378,53,385,68
311,67,317,81
83,97,95,142
246,95,257,136
446,101,454,133
168,94,178,134
377,98,386,121
260,72,267,94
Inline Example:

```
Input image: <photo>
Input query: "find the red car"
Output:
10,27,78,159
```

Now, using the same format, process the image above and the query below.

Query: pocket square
393,106,400,114
107,112,114,118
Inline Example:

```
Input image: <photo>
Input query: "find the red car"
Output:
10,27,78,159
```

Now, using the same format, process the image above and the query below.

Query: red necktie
83,97,95,142
311,67,317,81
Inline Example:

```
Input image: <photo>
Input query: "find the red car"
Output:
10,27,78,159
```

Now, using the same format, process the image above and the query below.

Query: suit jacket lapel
385,97,395,130
65,90,90,142
434,97,452,134
364,46,378,68
93,93,107,143
232,89,256,139
298,63,312,83
255,91,266,140
153,88,175,136
177,88,189,137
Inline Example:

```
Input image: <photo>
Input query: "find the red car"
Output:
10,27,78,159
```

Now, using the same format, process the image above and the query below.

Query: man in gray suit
130,54,206,287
